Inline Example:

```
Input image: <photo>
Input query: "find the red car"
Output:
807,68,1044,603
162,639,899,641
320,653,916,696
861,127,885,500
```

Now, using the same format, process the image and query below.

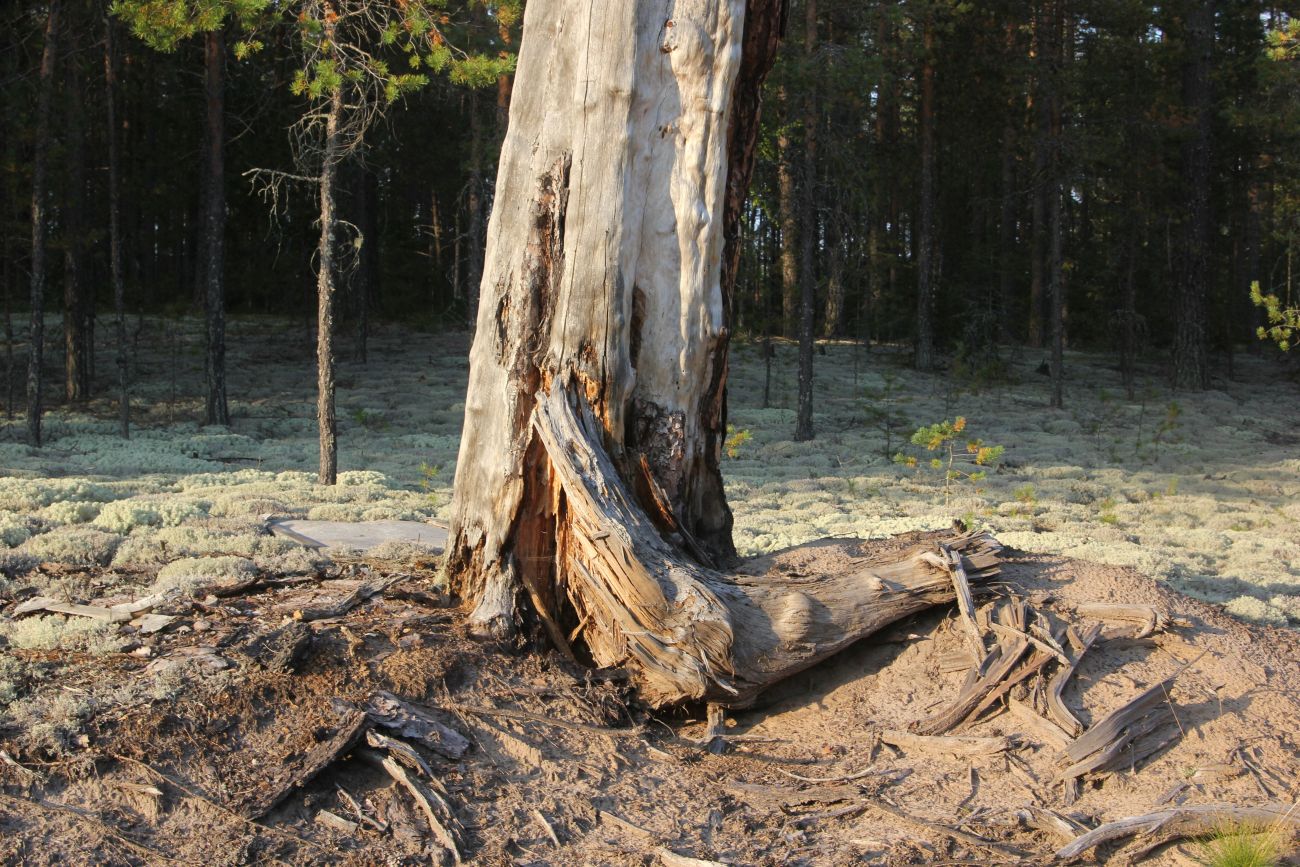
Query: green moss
18,527,122,567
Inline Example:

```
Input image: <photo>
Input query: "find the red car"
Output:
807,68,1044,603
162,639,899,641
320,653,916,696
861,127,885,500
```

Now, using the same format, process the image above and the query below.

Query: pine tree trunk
316,73,343,486
27,0,60,448
105,12,129,438
354,164,379,365
1028,2,1049,350
776,94,799,340
1173,0,1213,391
914,14,937,372
794,0,817,442
203,29,230,425
63,51,90,403
1048,0,1065,409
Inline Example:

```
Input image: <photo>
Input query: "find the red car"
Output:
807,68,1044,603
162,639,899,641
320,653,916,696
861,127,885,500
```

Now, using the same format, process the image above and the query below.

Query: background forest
1,0,1298,416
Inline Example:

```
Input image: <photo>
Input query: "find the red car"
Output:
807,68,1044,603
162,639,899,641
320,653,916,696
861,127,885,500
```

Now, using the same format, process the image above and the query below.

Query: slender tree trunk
998,119,1017,343
466,92,485,331
203,29,230,425
794,0,817,442
354,164,379,364
316,70,343,485
1173,0,1213,390
822,217,845,338
776,88,799,338
1028,7,1049,350
2,49,16,419
64,51,90,403
27,0,60,447
1048,0,1065,409
105,11,129,438
914,13,937,372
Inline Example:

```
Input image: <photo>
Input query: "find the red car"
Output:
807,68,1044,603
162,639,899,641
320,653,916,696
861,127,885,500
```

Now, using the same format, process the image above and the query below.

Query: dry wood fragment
989,621,1072,666
1054,803,1300,861
240,707,368,820
656,846,729,866
881,730,1013,757
365,692,470,758
1013,806,1087,844
1057,660,1197,786
294,574,404,621
725,781,859,809
532,808,560,846
924,544,984,659
598,809,654,840
450,702,639,739
315,809,359,834
1075,603,1167,639
366,729,434,779
381,756,462,862
869,799,1030,861
776,765,880,784
705,703,727,755
1047,622,1103,737
1006,699,1074,751
337,785,388,831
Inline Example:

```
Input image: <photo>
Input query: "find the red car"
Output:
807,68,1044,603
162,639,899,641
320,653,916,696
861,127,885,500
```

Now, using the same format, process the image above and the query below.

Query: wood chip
365,692,470,759
315,809,359,835
656,847,729,867
598,809,654,840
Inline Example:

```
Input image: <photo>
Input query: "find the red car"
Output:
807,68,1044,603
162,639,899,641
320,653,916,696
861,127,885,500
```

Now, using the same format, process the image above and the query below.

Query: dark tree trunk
353,164,379,364
203,29,230,425
466,92,485,331
63,50,91,403
1047,0,1065,409
914,13,937,371
776,88,799,339
27,0,61,447
794,0,817,442
998,118,1017,343
105,10,129,438
1173,0,1213,390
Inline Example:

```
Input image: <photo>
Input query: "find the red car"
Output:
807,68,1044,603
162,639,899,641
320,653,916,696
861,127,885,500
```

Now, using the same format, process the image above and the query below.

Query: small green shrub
724,426,753,460
895,417,1004,507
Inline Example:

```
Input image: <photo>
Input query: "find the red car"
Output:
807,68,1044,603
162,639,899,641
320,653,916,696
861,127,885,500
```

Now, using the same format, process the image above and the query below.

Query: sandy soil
0,539,1297,865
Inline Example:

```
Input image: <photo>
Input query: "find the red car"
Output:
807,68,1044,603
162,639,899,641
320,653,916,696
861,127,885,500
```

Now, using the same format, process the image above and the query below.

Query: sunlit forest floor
0,315,1297,627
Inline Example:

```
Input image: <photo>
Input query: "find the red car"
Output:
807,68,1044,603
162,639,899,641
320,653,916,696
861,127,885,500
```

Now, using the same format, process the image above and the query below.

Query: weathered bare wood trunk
445,0,1002,708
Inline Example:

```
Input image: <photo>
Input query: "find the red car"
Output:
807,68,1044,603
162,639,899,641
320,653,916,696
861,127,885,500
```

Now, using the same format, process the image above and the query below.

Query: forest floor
0,316,1298,864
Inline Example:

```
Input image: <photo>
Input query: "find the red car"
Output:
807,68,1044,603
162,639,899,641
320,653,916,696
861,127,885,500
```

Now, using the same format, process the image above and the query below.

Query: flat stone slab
268,519,448,553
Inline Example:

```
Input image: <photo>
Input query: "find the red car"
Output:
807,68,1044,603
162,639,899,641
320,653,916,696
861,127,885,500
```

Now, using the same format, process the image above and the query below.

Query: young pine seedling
895,417,1004,508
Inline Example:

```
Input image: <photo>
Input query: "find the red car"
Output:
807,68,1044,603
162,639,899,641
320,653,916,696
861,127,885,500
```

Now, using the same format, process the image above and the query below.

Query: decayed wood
294,574,404,622
922,544,984,659
380,756,461,862
366,729,434,779
656,848,729,867
1006,699,1073,751
1054,803,1300,861
1047,622,1103,736
315,809,359,835
241,708,367,820
1075,603,1167,639
1013,805,1087,844
364,692,470,759
1056,661,1194,786
880,730,1014,758
532,387,1003,707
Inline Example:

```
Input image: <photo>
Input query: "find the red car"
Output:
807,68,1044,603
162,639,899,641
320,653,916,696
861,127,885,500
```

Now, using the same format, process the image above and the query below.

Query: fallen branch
1054,803,1300,861
869,799,1030,861
881,730,1014,758
364,692,471,759
451,702,641,739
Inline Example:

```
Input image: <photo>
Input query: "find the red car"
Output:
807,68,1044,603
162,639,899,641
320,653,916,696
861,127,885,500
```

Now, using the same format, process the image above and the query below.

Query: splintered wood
909,589,1192,808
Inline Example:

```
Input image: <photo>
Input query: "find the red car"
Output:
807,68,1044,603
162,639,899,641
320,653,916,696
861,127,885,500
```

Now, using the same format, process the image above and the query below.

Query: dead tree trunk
444,0,1001,708
316,51,343,486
